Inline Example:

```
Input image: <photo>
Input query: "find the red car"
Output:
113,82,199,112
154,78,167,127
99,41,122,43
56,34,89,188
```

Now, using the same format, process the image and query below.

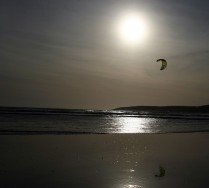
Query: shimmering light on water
1,108,209,133
123,185,140,188
112,117,152,133
130,169,135,172
119,175,143,188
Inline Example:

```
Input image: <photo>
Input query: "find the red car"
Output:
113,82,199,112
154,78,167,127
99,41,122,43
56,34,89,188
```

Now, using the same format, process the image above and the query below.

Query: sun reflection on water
123,185,140,188
118,176,143,188
112,117,151,133
117,170,144,188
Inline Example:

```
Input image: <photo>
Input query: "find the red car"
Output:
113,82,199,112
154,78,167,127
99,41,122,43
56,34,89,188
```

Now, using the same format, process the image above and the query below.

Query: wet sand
0,133,209,188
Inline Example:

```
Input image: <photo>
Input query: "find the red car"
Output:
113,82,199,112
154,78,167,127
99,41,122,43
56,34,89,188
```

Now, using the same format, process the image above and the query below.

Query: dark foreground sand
0,133,209,188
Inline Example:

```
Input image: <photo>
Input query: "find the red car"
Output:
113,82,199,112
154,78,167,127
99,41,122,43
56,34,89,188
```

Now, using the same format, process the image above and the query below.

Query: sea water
0,107,209,134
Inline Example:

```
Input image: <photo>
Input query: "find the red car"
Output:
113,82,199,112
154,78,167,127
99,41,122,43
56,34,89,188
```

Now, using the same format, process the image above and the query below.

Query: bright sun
118,13,147,44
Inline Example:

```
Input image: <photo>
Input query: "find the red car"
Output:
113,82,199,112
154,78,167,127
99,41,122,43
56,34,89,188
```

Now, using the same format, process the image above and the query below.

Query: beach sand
0,133,209,188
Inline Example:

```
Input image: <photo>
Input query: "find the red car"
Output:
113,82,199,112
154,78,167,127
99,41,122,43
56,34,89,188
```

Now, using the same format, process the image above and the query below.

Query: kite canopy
156,59,167,70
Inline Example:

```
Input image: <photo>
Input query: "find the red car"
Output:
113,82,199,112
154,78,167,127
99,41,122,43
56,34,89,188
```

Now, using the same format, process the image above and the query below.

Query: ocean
1,107,209,134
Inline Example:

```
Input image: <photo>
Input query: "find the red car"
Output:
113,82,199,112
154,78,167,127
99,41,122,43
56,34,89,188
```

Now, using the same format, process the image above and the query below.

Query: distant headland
114,105,209,112
0,105,209,113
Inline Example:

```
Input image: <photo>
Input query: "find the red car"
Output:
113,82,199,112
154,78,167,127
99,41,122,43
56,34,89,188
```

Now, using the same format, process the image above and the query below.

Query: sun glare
118,13,147,44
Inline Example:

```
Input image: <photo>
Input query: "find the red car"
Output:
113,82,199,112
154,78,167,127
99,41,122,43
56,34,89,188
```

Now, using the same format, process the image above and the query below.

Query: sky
0,0,209,109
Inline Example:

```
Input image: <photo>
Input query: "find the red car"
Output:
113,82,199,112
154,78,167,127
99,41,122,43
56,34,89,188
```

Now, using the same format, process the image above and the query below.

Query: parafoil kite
156,59,167,70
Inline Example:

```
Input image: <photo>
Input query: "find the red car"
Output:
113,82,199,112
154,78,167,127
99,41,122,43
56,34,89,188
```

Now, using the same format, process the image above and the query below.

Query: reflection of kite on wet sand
156,59,167,70
155,166,166,177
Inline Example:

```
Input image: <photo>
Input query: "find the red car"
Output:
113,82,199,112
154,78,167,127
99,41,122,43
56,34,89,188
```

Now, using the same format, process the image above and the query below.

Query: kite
156,59,167,70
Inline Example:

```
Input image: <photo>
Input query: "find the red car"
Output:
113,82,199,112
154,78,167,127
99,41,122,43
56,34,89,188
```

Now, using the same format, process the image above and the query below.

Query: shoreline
1,130,209,135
